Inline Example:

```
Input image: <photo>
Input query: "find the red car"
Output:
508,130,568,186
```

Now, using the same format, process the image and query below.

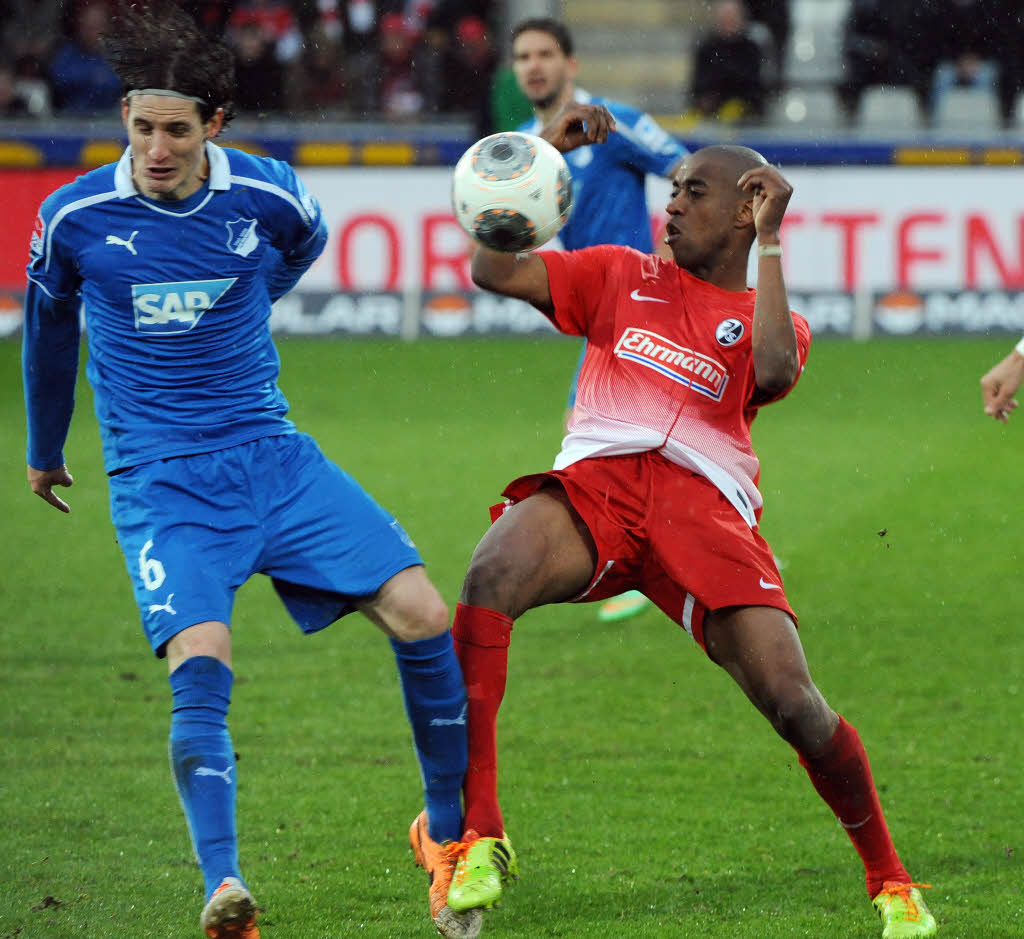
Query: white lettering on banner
291,167,1024,293
873,291,1024,334
788,293,856,334
270,292,403,335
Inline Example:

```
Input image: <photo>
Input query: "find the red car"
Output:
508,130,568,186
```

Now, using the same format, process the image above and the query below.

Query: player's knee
389,589,450,643
460,550,519,616
763,679,832,749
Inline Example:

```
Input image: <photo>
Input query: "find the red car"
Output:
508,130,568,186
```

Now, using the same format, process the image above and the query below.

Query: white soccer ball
451,132,573,253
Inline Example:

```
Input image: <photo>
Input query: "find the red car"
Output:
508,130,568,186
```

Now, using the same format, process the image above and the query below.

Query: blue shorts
108,433,423,656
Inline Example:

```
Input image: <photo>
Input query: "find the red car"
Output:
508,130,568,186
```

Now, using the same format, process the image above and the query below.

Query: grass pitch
1,335,1021,938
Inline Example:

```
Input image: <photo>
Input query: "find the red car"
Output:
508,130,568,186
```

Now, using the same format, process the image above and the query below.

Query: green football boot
446,830,518,912
597,589,651,623
872,882,937,938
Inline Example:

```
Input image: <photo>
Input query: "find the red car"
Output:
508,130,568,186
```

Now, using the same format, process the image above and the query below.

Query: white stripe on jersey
42,190,119,272
133,192,216,217
229,175,315,226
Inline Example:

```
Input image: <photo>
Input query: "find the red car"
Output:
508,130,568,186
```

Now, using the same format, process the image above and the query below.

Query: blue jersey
520,89,687,252
24,142,327,474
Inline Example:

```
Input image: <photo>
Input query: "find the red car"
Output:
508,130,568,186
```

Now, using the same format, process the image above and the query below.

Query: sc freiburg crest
715,318,744,346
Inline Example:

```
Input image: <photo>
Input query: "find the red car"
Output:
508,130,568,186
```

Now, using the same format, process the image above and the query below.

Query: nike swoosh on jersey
759,577,782,590
630,288,669,303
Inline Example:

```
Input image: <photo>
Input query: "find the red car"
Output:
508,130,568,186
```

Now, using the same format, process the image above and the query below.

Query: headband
125,88,206,105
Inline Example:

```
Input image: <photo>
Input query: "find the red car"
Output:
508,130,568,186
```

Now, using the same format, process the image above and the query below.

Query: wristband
756,243,783,257
1015,336,1024,357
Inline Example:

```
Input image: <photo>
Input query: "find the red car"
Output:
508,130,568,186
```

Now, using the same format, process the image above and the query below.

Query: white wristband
756,243,783,258
1015,336,1024,357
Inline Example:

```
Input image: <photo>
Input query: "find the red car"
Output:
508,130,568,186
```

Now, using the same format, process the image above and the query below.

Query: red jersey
539,244,811,526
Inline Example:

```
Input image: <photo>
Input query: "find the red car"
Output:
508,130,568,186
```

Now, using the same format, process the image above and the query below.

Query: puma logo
195,765,234,785
429,704,467,727
148,593,176,615
106,231,139,254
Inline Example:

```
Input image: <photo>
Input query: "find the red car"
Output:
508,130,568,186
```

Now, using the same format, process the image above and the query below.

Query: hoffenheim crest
715,318,744,346
226,218,260,257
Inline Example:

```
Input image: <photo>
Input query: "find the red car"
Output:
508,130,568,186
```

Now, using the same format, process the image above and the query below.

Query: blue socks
168,655,240,900
391,633,468,843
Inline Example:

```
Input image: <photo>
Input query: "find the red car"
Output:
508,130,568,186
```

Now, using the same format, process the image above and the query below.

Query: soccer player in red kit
412,123,937,939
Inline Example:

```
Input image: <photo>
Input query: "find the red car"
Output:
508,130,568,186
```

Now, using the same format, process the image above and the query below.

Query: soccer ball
451,132,573,252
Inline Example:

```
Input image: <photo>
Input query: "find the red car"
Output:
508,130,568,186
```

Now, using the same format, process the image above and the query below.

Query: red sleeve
749,311,813,406
537,244,624,336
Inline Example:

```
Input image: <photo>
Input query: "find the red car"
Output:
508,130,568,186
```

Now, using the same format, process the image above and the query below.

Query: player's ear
204,107,225,139
734,196,754,229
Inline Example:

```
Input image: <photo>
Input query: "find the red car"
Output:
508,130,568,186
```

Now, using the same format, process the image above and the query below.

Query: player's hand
738,165,793,241
539,103,616,154
980,351,1024,423
28,463,74,513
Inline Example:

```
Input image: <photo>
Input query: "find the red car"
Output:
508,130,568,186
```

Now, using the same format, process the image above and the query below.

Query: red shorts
492,451,795,651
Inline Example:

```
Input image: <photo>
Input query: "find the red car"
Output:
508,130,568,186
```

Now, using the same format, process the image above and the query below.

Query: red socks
451,602,514,838
454,604,910,898
798,715,910,897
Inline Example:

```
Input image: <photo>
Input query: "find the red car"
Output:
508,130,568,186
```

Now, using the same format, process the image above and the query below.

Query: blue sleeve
22,281,81,470
260,161,329,301
566,341,586,408
609,103,688,178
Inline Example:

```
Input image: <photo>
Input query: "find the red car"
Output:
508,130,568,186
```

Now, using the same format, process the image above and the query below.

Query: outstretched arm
741,165,798,401
471,246,554,315
980,343,1024,422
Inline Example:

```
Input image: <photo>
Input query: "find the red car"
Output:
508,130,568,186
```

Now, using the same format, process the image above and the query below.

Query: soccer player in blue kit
512,17,689,623
21,4,473,938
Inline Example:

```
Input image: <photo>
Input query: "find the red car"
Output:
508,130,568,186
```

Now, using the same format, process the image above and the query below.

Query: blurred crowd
688,0,1024,129
2,0,1023,133
0,0,510,134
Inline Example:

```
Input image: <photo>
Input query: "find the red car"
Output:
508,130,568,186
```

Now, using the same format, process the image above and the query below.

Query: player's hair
511,17,574,56
103,1,237,127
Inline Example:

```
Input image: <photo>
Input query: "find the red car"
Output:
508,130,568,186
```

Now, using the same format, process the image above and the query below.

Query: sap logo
132,278,236,334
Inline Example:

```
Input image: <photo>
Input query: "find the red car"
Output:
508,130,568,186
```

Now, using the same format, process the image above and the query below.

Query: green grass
1,335,1021,938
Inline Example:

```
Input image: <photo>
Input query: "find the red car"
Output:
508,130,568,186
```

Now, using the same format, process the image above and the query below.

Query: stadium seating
859,86,923,133
934,87,1001,133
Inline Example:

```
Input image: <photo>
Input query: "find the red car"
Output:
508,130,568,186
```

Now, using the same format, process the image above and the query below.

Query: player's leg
167,624,259,939
703,607,936,936
447,486,598,913
109,451,264,938
356,567,467,845
357,570,479,938
254,434,472,936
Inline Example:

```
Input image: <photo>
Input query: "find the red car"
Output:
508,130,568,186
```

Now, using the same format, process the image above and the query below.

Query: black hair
510,17,574,56
103,1,236,127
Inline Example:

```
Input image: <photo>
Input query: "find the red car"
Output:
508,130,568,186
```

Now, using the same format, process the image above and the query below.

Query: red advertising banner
4,164,1024,294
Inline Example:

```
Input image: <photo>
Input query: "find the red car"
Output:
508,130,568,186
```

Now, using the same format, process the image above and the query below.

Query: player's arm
23,280,80,513
264,217,328,301
263,166,329,301
741,165,799,401
471,245,553,315
538,103,616,153
980,341,1024,422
